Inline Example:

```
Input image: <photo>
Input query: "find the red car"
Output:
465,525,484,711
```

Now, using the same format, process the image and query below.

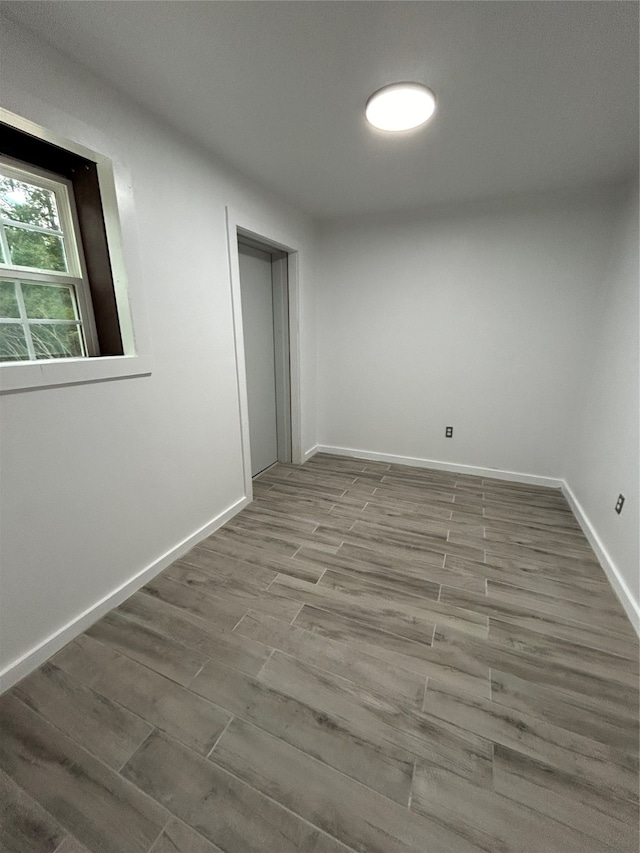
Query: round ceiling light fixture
365,82,436,132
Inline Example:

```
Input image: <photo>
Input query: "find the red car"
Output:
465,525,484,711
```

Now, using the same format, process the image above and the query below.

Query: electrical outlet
445,426,453,438
615,494,625,514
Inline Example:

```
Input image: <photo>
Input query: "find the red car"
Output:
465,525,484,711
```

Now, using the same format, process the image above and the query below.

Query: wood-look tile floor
1,453,638,853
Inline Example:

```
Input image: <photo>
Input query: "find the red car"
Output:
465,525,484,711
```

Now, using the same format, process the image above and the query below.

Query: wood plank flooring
1,453,638,853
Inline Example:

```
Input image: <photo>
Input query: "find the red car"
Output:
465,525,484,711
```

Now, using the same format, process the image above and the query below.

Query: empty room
0,2,638,852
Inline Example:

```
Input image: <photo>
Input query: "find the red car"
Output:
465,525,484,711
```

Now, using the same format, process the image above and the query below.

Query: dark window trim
0,121,124,356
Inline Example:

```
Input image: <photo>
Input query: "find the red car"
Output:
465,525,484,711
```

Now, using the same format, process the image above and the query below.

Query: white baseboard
562,482,640,636
313,444,563,489
303,444,320,462
0,495,251,694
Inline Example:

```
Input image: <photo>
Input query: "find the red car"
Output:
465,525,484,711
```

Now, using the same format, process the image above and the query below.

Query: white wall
317,190,620,478
564,184,639,623
0,16,318,687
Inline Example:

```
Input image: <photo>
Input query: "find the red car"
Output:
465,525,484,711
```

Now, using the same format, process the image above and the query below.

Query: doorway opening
237,235,291,477
226,208,303,499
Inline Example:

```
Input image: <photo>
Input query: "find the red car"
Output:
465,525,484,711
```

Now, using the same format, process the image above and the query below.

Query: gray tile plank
260,650,492,786
294,602,436,667
423,678,638,803
359,492,454,520
318,567,441,606
266,466,355,491
337,537,447,570
86,607,209,687
211,716,486,853
490,668,639,751
479,543,603,577
116,591,272,676
270,477,369,500
266,475,355,499
488,618,639,688
479,478,565,497
53,838,93,853
487,578,637,638
205,525,300,557
272,572,487,641
493,744,639,850
295,604,492,697
0,769,66,853
122,731,354,853
53,634,231,755
481,523,597,559
350,518,487,562
271,574,439,644
248,501,356,534
148,818,225,853
306,452,372,472
225,514,345,554
362,477,456,504
361,504,486,538
230,505,318,535
299,514,358,535
175,545,277,587
449,529,603,572
330,501,455,538
190,654,414,805
241,498,331,525
13,661,153,770
480,516,593,548
145,569,301,626
196,534,325,581
234,609,425,706
439,583,637,656
333,547,487,594
255,488,367,514
478,548,608,582
0,694,168,853
411,759,617,853
481,501,582,531
445,552,613,604
422,624,494,698
475,631,639,716
480,488,573,511
296,543,459,596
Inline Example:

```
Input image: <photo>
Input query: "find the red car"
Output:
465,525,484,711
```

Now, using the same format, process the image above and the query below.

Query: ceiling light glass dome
365,83,436,132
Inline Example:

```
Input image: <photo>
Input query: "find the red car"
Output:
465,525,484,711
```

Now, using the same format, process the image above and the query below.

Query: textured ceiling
4,1,638,220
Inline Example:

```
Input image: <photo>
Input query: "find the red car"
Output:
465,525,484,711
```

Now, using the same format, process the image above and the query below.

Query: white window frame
0,156,100,361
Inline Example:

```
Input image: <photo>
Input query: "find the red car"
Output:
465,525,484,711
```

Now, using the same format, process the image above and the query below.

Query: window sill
0,354,153,393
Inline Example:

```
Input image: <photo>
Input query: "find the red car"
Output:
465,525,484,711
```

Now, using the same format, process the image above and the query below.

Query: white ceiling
4,1,639,220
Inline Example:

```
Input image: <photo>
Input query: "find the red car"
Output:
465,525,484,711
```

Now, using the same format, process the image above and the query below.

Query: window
0,116,126,366
0,158,98,361
0,109,151,393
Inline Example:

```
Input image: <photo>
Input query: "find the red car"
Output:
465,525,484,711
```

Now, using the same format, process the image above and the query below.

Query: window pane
0,175,61,230
30,323,84,359
0,280,20,318
5,226,67,272
0,323,29,361
22,283,77,320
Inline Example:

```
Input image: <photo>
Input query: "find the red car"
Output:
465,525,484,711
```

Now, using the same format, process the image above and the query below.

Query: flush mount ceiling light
365,82,436,132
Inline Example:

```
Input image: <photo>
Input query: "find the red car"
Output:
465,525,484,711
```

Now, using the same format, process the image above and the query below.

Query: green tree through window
0,176,67,271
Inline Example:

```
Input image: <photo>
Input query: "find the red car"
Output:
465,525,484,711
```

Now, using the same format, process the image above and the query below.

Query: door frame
226,206,303,499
